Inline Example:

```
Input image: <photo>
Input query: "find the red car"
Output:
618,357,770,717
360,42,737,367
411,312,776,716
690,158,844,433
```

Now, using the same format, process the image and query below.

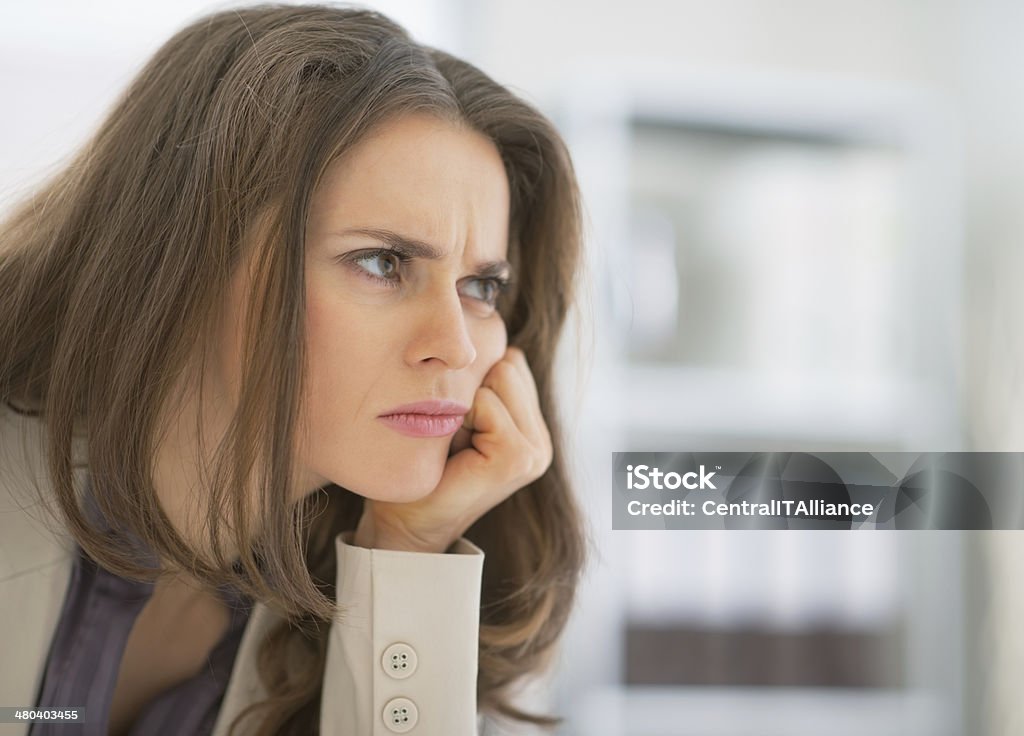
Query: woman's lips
380,399,470,416
377,399,469,438
378,413,465,438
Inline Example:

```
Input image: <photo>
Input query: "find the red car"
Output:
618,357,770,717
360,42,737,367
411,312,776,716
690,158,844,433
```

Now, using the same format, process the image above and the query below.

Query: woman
0,5,588,735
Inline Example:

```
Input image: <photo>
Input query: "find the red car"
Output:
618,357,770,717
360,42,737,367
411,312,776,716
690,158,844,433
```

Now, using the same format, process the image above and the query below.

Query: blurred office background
2,1,1023,734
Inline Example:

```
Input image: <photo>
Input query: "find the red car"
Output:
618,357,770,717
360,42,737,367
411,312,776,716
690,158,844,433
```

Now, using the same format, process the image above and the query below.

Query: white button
382,697,419,733
382,642,418,679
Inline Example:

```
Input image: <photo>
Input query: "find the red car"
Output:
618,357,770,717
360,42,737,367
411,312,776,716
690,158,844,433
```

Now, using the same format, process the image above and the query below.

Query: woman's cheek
483,313,508,366
474,328,506,387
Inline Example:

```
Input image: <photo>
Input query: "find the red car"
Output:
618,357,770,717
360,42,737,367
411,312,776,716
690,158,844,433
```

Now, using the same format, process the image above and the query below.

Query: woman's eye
344,248,510,308
461,278,507,308
351,250,403,284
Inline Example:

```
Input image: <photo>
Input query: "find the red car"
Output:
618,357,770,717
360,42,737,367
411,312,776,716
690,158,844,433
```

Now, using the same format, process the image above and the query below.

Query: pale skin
107,113,553,733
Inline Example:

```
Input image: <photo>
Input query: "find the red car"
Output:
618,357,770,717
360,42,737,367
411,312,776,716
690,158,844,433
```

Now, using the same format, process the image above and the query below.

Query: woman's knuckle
494,361,516,381
478,385,498,401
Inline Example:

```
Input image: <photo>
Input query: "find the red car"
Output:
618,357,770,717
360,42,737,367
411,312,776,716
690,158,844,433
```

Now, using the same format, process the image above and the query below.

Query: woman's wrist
352,514,452,553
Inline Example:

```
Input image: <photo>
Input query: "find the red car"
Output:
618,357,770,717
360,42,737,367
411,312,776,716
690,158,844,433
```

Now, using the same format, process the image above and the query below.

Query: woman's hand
354,346,553,552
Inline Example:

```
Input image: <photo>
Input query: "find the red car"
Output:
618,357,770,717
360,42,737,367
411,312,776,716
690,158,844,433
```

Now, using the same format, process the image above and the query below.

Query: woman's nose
405,287,477,370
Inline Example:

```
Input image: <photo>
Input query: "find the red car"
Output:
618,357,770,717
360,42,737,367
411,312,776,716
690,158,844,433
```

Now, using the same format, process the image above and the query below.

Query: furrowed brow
339,227,513,278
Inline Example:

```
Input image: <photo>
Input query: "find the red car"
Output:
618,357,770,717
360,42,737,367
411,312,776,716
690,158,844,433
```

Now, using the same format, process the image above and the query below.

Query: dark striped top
29,475,254,735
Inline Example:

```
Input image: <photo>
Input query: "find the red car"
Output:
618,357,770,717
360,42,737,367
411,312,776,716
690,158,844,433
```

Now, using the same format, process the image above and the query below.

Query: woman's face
293,112,510,502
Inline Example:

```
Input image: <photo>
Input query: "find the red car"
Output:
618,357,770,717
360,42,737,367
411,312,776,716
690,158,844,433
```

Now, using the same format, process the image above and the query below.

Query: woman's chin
362,480,440,504
343,465,446,503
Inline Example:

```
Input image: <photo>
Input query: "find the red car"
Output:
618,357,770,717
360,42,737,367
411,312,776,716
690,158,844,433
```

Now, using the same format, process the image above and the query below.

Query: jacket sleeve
320,529,485,735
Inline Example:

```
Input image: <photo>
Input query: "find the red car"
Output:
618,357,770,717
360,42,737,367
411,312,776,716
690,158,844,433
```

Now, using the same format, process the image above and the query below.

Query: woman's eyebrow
338,227,512,277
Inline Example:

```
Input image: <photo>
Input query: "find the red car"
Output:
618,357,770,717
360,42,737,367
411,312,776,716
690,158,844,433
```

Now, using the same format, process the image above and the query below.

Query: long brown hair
0,4,587,733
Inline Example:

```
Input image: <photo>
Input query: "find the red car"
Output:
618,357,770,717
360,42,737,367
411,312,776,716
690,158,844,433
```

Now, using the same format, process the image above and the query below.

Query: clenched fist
354,346,553,552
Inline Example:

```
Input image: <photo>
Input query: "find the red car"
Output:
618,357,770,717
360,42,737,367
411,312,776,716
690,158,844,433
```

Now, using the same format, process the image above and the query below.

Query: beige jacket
0,401,485,735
